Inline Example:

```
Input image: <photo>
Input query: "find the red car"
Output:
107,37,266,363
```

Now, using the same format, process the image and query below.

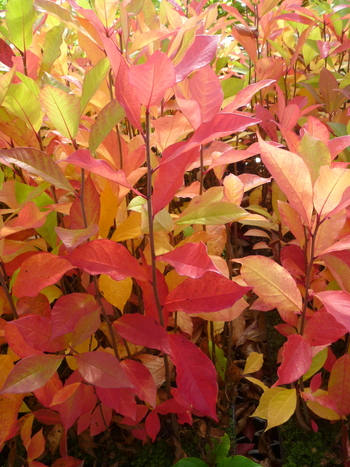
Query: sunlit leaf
80,57,110,114
266,388,297,431
89,99,125,154
274,335,312,386
6,0,36,52
40,85,80,139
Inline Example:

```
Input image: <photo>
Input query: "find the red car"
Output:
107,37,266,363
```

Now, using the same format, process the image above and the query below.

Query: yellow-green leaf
303,348,328,381
6,0,36,52
3,83,42,132
176,202,248,225
80,57,110,115
266,388,297,431
89,99,125,154
40,85,80,139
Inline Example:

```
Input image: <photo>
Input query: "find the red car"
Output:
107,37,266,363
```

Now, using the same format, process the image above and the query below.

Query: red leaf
169,334,218,420
95,387,137,419
51,383,85,430
27,428,45,461
121,359,157,408
152,145,200,215
33,409,62,425
304,309,347,346
175,35,220,83
5,323,43,358
90,404,112,436
69,239,148,281
145,411,160,442
12,253,73,298
51,293,99,339
114,313,171,354
156,242,220,279
64,149,139,194
75,351,133,389
164,272,251,313
0,355,64,394
129,50,175,108
314,290,350,333
34,372,63,408
0,38,15,67
51,457,84,467
273,335,312,386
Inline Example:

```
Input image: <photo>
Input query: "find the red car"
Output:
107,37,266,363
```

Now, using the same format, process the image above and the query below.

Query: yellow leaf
251,387,285,419
111,211,142,242
165,269,188,292
244,376,268,392
99,275,132,311
243,352,264,375
99,181,119,239
266,388,297,431
40,285,62,303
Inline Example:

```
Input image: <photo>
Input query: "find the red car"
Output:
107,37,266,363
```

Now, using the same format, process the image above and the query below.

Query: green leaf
211,433,230,464
173,459,208,467
40,85,80,139
221,77,245,99
89,99,125,154
176,202,248,225
40,24,65,75
42,73,72,93
0,148,73,192
218,456,261,467
6,0,36,52
36,211,58,249
3,83,42,132
80,57,110,115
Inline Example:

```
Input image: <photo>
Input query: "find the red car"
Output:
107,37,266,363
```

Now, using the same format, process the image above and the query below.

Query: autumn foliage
0,0,350,465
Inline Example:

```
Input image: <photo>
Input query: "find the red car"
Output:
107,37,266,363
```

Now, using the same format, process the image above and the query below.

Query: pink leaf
328,136,350,160
114,313,171,354
165,272,251,313
75,352,133,388
129,51,175,108
69,239,148,281
0,355,64,394
273,335,312,386
169,334,218,420
55,225,99,253
156,242,220,278
314,290,350,333
12,253,73,298
175,35,220,83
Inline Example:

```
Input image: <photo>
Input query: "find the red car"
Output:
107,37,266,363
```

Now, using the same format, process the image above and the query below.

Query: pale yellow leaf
251,387,285,419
